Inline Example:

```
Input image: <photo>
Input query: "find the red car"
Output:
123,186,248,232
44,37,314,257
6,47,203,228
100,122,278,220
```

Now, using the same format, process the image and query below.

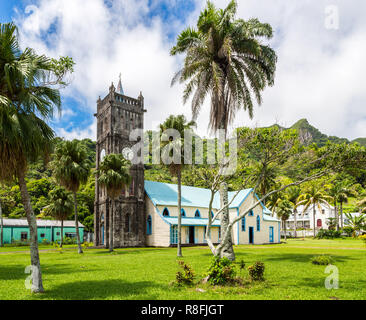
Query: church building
93,79,281,247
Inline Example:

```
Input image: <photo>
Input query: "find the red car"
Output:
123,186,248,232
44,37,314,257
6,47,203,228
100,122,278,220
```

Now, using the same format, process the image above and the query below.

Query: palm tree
0,23,64,293
160,115,196,257
297,183,332,237
344,213,366,237
43,186,73,247
286,186,301,238
327,183,342,231
171,0,277,260
266,188,285,217
252,162,278,202
51,140,91,254
96,154,131,252
337,182,357,230
276,199,293,241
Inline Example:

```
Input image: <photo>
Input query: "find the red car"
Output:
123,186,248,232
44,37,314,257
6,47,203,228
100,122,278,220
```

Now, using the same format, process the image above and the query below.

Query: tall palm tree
0,23,63,293
327,183,342,231
344,213,365,237
297,183,332,237
276,199,292,241
160,115,196,257
97,154,131,252
171,0,277,260
252,162,278,202
43,186,73,247
337,182,357,230
286,186,301,238
266,188,285,217
51,140,91,254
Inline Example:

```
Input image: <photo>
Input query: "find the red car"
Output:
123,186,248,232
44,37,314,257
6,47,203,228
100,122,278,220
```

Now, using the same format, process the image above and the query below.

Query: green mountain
271,118,363,147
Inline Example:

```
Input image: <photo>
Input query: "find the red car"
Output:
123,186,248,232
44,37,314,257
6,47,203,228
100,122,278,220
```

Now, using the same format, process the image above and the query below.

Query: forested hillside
1,119,366,232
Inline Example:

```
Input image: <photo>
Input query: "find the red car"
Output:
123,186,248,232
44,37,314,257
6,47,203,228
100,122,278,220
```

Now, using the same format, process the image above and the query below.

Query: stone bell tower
94,75,146,247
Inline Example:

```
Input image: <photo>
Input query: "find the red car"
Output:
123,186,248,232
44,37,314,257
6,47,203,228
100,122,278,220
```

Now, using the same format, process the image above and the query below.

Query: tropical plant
160,114,196,257
51,140,91,254
297,183,332,237
337,181,357,229
326,183,341,231
171,0,277,260
344,213,366,237
276,199,293,241
42,186,73,247
286,186,301,237
0,22,73,292
96,154,131,252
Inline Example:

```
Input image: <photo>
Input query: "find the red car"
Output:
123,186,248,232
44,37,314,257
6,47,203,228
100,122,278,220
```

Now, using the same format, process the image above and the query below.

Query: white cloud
14,0,366,141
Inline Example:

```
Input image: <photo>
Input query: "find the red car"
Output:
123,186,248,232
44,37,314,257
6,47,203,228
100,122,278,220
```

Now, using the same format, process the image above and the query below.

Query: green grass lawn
0,239,365,300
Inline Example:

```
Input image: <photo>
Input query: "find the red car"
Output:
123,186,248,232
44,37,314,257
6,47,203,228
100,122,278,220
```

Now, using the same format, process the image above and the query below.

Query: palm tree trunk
60,219,64,248
219,182,235,261
284,220,287,241
335,202,339,231
18,170,44,293
294,208,297,238
73,192,83,254
109,199,114,252
177,170,183,257
313,204,316,237
0,200,3,247
340,201,344,230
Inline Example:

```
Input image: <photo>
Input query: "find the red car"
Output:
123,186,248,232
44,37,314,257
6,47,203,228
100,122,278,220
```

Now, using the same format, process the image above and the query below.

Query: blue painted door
249,227,254,244
269,227,274,243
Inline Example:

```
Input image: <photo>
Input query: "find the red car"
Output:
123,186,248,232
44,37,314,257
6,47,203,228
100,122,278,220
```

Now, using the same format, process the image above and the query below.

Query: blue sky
1,0,366,141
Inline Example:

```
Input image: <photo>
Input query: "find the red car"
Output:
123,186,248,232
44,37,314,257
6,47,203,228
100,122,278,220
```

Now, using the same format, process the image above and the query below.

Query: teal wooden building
1,219,85,244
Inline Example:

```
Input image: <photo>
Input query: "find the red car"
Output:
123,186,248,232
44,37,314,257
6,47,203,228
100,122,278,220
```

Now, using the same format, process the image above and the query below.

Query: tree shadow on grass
92,248,169,255
39,279,158,300
0,263,99,281
264,253,354,263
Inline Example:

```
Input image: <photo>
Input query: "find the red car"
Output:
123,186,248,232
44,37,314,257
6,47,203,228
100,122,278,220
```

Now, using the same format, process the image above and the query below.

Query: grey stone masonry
94,82,147,247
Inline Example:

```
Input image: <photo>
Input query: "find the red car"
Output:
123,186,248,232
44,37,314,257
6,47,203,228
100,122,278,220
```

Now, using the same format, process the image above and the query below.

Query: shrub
311,255,334,265
63,237,77,245
343,227,354,237
42,238,50,245
316,229,342,239
207,257,236,285
175,261,195,286
82,242,94,248
248,261,265,281
359,234,366,244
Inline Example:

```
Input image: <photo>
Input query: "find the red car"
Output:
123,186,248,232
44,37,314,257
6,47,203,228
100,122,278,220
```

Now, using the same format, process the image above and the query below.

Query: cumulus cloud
14,0,366,140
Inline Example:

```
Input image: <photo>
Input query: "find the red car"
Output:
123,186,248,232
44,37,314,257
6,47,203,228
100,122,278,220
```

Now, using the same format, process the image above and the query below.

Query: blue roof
144,180,252,209
163,217,221,227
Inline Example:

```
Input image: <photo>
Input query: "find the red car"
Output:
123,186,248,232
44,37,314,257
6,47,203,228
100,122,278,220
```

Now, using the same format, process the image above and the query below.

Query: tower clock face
100,149,106,162
122,147,134,161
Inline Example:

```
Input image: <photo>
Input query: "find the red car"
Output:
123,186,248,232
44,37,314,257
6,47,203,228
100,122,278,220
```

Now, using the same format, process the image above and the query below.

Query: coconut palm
276,199,293,241
344,213,366,237
0,23,64,293
297,183,332,237
43,186,73,247
96,154,131,252
159,115,196,257
171,0,277,260
286,186,301,238
252,162,278,202
51,140,91,254
337,182,357,229
327,183,342,231
266,188,285,217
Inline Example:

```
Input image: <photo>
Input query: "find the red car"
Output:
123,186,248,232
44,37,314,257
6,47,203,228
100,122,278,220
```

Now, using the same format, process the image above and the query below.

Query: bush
311,255,334,265
82,242,94,248
207,257,236,285
248,261,265,281
316,229,342,239
175,261,195,286
63,237,77,245
359,234,366,244
343,227,354,237
41,238,50,245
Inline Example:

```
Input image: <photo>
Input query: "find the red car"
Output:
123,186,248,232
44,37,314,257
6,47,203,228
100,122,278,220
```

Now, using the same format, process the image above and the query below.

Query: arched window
181,209,186,217
241,217,246,232
125,214,130,232
195,210,201,218
256,215,260,231
147,215,152,235
249,210,254,216
163,208,170,217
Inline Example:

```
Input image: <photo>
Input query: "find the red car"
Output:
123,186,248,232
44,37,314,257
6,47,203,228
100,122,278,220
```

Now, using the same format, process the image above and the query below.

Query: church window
256,215,260,231
163,208,170,217
181,209,186,217
195,210,201,218
241,217,246,231
147,216,152,235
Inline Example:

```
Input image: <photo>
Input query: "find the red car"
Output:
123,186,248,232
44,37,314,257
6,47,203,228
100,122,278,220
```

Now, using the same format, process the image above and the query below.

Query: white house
145,181,281,246
285,203,336,232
